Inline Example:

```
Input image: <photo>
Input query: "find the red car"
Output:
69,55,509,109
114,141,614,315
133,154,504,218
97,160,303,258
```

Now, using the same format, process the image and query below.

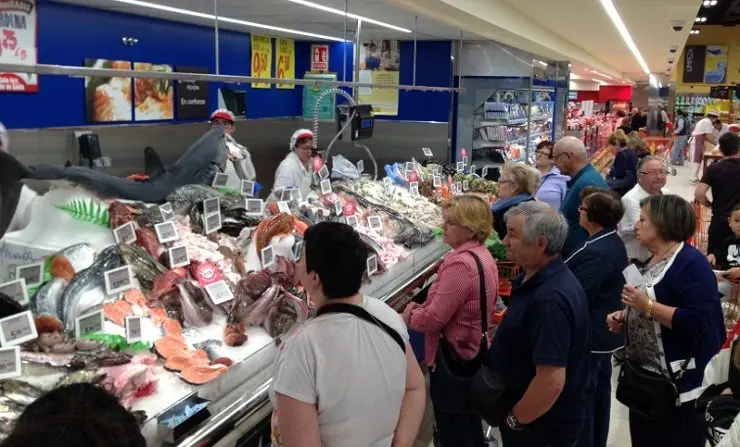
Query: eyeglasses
535,150,552,158
639,170,668,177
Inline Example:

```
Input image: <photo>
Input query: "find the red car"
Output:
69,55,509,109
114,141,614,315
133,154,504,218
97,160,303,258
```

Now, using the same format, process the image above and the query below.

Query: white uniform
269,151,313,201
223,134,256,190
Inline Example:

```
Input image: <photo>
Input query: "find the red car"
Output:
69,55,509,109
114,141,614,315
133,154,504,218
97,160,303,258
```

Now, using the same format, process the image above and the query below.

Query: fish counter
0,171,455,445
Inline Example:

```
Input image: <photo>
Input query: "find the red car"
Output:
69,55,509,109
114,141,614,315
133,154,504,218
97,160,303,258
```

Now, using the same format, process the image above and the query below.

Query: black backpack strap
317,303,406,353
464,250,488,354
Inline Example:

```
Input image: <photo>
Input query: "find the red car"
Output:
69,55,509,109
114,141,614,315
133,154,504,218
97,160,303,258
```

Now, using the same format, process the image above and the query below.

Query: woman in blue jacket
566,187,628,447
533,140,569,209
608,194,725,447
606,130,637,196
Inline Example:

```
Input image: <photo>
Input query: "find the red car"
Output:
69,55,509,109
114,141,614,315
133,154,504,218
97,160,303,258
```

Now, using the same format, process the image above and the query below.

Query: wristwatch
505,412,525,431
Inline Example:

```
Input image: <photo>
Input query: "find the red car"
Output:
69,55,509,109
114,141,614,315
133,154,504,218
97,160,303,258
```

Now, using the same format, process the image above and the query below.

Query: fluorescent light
589,69,617,81
649,73,659,87
532,59,548,67
107,0,346,41
285,0,412,33
599,0,650,75
592,78,608,85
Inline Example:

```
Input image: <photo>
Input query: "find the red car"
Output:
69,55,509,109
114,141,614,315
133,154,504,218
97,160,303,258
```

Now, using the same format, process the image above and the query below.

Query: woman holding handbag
403,195,499,447
607,194,725,447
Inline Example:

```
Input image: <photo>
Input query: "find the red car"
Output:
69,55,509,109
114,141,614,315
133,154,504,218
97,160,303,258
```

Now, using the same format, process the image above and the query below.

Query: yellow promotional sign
358,40,400,116
251,35,273,89
276,38,295,90
703,45,729,84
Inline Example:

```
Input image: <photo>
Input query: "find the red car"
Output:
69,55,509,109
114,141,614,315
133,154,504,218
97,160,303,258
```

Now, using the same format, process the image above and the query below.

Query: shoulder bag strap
464,250,488,355
316,303,406,353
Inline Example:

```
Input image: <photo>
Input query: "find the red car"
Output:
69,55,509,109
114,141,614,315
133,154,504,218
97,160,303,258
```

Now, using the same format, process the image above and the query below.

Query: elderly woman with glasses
492,162,540,240
403,195,499,447
533,141,569,210
607,194,725,447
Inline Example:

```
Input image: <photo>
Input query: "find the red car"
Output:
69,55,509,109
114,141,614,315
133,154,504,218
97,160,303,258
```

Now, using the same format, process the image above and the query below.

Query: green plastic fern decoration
54,199,111,228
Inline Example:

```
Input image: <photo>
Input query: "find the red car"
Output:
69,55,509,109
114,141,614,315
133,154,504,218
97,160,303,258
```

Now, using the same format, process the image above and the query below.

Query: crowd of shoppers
491,163,539,240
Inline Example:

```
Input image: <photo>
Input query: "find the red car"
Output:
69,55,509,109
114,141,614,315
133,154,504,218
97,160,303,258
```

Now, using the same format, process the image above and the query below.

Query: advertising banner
0,0,38,92
176,66,209,119
358,40,400,116
84,59,132,123
311,44,329,72
251,35,272,89
133,62,174,121
704,45,728,84
276,38,295,90
682,45,706,84
302,72,337,122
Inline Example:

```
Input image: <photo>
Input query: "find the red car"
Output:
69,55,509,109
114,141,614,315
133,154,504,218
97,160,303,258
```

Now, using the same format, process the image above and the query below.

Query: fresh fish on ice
2,380,44,406
20,351,84,369
30,278,68,318
53,243,98,274
118,243,167,291
55,370,107,387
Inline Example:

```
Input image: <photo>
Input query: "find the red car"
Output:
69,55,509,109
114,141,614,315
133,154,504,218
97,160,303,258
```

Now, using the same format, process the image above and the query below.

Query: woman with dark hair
606,130,637,196
607,194,725,447
2,383,145,447
533,140,569,209
566,187,628,447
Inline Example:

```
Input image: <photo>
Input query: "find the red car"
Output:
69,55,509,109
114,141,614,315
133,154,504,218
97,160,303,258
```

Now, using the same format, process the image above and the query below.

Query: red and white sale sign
0,0,38,92
311,44,328,72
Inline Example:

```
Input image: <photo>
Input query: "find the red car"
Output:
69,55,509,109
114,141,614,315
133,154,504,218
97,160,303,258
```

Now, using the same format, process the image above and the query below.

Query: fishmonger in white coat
269,129,315,201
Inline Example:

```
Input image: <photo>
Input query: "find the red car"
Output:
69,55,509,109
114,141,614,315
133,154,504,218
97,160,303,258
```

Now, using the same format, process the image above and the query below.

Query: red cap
210,109,235,123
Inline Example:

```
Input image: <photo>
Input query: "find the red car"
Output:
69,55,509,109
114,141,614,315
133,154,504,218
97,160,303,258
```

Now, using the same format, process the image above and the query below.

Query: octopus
254,213,294,254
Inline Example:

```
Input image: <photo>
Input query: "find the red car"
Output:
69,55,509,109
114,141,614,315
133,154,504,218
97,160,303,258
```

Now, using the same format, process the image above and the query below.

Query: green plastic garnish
80,333,152,352
215,187,241,196
433,227,443,236
55,199,111,228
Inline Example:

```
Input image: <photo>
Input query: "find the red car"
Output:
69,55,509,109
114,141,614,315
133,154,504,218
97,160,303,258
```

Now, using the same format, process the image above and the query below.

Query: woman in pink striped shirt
403,195,499,447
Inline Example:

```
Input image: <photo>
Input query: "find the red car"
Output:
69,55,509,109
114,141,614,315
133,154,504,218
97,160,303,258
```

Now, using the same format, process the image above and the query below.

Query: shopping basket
689,201,712,255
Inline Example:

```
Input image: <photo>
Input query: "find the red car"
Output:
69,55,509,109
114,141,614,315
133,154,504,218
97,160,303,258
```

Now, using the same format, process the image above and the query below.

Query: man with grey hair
553,136,608,256
490,201,590,447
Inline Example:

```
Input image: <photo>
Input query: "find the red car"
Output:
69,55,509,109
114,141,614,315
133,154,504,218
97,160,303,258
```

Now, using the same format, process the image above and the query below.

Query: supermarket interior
0,0,740,446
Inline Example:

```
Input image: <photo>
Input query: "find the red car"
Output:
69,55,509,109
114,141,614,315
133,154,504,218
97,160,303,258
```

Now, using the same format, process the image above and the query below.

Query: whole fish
167,183,243,215
30,277,68,318
20,351,85,369
118,243,167,291
0,397,23,422
55,370,106,387
17,362,69,392
177,281,213,327
53,243,98,274
2,380,44,406
358,232,384,255
59,246,121,332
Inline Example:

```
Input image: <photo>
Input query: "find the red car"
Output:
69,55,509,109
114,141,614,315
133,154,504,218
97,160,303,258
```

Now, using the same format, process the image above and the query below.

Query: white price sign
125,316,143,343
0,279,29,306
463,180,469,191
433,176,442,188
15,262,43,288
422,147,433,157
277,201,291,213
261,245,275,268
357,160,364,174
211,173,229,188
383,178,392,194
456,161,464,172
482,167,489,178
104,265,134,296
367,216,383,232
345,215,358,227
409,182,420,198
0,347,21,380
405,161,414,172
203,197,220,216
320,179,332,195
75,310,105,338
241,180,256,197
293,240,303,261
367,255,378,276
203,212,222,235
318,164,330,180
159,202,174,221
291,188,303,202
113,221,136,245
154,221,179,244
0,311,38,347
168,245,191,268
205,280,234,305
463,156,468,165
334,199,342,216
280,189,292,201
470,165,477,175
245,199,264,216
456,182,463,194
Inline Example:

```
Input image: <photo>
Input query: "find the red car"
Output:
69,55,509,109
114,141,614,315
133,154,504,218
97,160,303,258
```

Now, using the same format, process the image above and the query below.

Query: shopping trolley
645,136,677,176
689,201,712,255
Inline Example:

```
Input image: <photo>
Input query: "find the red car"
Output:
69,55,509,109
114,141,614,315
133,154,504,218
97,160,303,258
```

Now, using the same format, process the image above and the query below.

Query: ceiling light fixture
285,0,412,33
532,59,548,67
701,17,708,22
589,69,617,80
107,0,346,41
690,29,701,34
599,0,650,75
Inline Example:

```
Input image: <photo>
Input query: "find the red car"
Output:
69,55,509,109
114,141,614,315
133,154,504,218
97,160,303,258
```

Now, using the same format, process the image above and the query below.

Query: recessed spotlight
710,0,718,5
690,29,701,34
701,17,707,22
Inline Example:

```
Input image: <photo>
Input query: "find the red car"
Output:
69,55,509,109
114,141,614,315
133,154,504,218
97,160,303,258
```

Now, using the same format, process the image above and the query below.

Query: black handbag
429,250,488,414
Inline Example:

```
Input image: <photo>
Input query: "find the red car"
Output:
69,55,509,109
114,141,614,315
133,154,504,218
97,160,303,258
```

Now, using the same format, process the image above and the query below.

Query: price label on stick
168,245,191,268
422,147,434,157
261,246,275,268
456,182,463,194
203,197,220,216
0,279,28,306
357,160,364,174
433,176,442,188
482,167,489,178
75,310,104,339
113,221,136,245
463,180,469,192
470,165,477,175
241,180,256,197
0,311,37,347
346,215,358,227
245,199,264,216
405,162,415,172
334,199,342,216
203,212,222,235
367,216,383,232
320,179,332,195
291,188,303,202
0,347,21,380
409,182,420,198
125,316,143,343
15,263,43,288
456,161,464,172
293,240,303,261
318,164,330,180
277,201,291,214
367,255,378,276
211,173,229,188
104,265,134,296
154,221,179,244
159,202,174,222
463,156,468,166
205,280,234,305
280,189,292,201
383,177,392,193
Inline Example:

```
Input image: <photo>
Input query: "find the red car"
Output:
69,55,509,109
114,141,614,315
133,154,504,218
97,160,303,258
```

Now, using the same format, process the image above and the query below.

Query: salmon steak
103,300,134,327
154,336,189,359
254,213,294,254
180,364,228,385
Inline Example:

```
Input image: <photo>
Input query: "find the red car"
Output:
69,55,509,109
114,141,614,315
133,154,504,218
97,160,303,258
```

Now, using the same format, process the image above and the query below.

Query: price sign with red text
276,38,295,90
251,34,273,89
311,45,329,72
0,0,38,92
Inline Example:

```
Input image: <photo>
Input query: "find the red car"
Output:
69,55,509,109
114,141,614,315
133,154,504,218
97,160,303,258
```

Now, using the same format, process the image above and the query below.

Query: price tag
405,161,414,172
203,212,222,235
125,315,143,343
456,161,464,172
293,240,303,261
291,188,303,202
0,311,37,347
0,279,29,306
346,215,358,227
277,201,291,213
422,147,434,157
367,216,383,232
470,165,477,174
15,263,43,288
154,221,179,244
203,197,220,216
159,202,174,222
320,179,332,195
482,167,489,178
211,173,229,188
280,189,292,201
113,221,136,245
168,245,191,268
245,198,264,216
357,160,364,174
433,176,442,188
318,164,330,180
334,199,342,216
0,347,21,380
463,156,468,166
450,183,458,195
205,280,234,305
367,255,378,276
75,310,105,338
463,180,470,191
456,182,463,194
409,182,420,198
104,265,134,296
261,245,275,268
241,180,256,197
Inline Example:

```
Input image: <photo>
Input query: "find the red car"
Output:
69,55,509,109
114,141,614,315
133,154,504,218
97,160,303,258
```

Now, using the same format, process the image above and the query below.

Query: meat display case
139,238,450,446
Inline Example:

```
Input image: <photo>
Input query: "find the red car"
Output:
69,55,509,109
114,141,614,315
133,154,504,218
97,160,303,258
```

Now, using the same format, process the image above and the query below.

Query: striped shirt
406,241,499,366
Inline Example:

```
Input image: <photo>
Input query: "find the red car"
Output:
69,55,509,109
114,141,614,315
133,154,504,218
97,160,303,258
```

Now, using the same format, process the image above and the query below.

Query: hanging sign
276,38,295,90
251,34,273,89
682,45,706,84
311,45,329,72
0,0,38,92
